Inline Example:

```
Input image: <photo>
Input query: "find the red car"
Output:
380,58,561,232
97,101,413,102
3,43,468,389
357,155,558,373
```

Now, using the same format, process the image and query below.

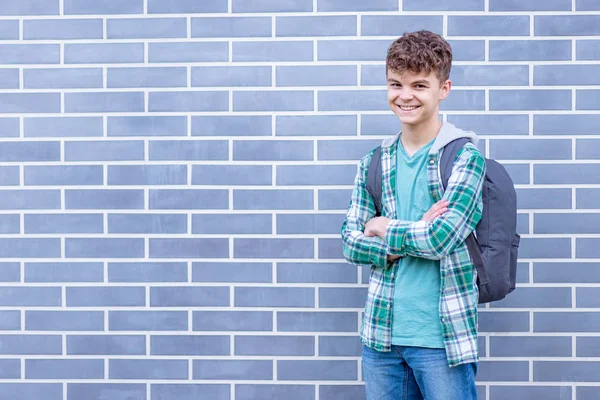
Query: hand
421,200,449,222
364,216,390,238
387,254,400,262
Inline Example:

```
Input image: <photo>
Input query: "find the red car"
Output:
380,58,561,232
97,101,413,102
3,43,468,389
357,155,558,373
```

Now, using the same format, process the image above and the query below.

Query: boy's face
386,69,451,128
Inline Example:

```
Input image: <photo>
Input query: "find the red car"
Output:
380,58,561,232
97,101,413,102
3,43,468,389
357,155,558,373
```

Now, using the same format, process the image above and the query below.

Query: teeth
400,106,418,110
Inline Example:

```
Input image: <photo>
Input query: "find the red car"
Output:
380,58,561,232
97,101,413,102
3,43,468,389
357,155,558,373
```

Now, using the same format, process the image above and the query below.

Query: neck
400,116,442,154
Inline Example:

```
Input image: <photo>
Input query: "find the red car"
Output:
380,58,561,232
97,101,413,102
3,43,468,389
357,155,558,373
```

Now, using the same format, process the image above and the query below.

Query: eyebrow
386,79,431,85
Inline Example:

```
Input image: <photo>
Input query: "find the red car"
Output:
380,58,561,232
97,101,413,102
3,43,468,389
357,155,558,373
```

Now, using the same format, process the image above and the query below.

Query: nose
399,89,413,101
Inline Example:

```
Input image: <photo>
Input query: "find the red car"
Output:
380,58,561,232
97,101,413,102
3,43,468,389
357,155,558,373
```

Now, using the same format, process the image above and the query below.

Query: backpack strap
440,138,470,190
366,146,383,217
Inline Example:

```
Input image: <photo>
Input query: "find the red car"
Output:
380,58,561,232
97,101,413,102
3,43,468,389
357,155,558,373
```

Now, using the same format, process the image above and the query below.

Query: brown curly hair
386,30,453,83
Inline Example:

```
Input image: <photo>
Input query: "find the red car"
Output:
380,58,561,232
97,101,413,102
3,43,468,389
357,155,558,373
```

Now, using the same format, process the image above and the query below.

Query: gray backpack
366,138,520,304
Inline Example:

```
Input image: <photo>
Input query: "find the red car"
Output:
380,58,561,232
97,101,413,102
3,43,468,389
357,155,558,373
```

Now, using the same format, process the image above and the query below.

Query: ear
439,79,452,100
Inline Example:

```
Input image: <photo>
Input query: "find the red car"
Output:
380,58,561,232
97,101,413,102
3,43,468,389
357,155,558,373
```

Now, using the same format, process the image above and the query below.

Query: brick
235,335,314,356
447,115,529,135
0,360,19,379
233,41,313,62
149,0,226,13
318,0,396,11
233,0,311,12
149,238,229,259
66,189,144,210
110,360,187,380
479,311,530,332
193,214,272,235
449,40,486,61
578,189,600,209
110,311,187,331
360,65,387,86
68,384,146,400
453,66,529,87
278,311,357,332
404,0,482,10
578,387,600,400
534,262,600,283
534,115,600,135
149,189,229,210
319,336,362,357
318,139,381,161
490,40,572,61
0,118,18,137
0,335,61,354
193,311,272,331
237,385,315,400
578,0,600,9
578,40,600,60
362,16,441,36
25,117,102,138
517,214,529,235
535,164,600,184
0,262,19,281
0,44,58,64
149,140,227,161
26,359,103,379
536,15,600,36
491,336,571,357
235,287,314,307
66,238,144,258
490,0,570,10
0,0,58,15
193,115,271,137
0,190,59,209
319,288,367,308
193,360,272,380
319,90,385,111
478,361,529,382
360,114,399,136
192,16,270,37
277,115,356,136
277,16,356,37
108,214,186,234
234,91,313,112
193,165,272,185
320,385,365,400
0,69,18,89
151,287,229,307
67,287,145,307
490,386,571,399
577,90,600,110
24,19,101,39
277,66,356,87
535,65,600,85
439,90,485,111
109,116,186,137
278,360,357,381
535,361,600,382
151,335,229,356
108,67,186,88
193,262,271,283
109,262,187,283
68,335,145,356
577,337,600,357
25,214,102,234
0,239,60,258
0,21,18,40
26,311,103,331
516,188,571,209
65,92,144,113
516,238,571,259
0,93,59,113
65,43,143,64
108,165,186,185
192,66,271,87
577,288,600,307
277,165,356,185
65,140,144,162
152,385,229,400
65,0,142,14
0,215,19,234
26,68,103,89
490,138,571,160
0,384,61,400
449,16,529,36
0,141,58,162
319,238,343,259
277,214,345,234
234,238,314,259
234,140,313,161
149,42,228,63
535,312,600,332
318,40,389,62
107,18,186,39
318,190,355,211
536,213,600,234
149,91,228,112
234,189,313,210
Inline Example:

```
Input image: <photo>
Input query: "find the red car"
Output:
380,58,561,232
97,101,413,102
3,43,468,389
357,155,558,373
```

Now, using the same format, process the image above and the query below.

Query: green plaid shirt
341,137,485,367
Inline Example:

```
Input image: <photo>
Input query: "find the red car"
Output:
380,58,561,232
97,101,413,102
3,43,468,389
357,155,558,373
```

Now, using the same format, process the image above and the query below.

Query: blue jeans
362,345,477,400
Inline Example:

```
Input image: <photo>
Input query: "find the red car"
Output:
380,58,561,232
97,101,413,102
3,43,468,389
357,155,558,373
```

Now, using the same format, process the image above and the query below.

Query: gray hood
381,122,479,154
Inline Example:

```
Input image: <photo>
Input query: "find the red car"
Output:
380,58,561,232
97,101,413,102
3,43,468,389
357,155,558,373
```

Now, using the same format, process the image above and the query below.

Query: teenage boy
341,30,486,400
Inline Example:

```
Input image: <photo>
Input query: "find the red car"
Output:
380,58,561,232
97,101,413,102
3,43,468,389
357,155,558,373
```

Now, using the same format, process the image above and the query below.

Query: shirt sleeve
384,145,486,260
341,152,390,270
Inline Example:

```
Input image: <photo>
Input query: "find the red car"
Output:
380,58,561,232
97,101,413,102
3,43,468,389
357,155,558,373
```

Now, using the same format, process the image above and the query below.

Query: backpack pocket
508,234,520,293
479,240,514,303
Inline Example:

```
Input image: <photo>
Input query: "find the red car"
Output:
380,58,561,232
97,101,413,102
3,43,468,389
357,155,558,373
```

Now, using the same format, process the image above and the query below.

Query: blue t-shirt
391,138,444,349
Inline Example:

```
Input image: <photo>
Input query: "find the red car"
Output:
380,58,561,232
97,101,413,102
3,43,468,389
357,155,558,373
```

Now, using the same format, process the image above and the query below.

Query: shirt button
387,304,391,309
429,159,435,165
441,317,446,323
391,273,395,279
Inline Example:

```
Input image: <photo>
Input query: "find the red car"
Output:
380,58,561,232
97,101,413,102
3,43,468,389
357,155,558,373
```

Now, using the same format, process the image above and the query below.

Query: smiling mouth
398,105,420,111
